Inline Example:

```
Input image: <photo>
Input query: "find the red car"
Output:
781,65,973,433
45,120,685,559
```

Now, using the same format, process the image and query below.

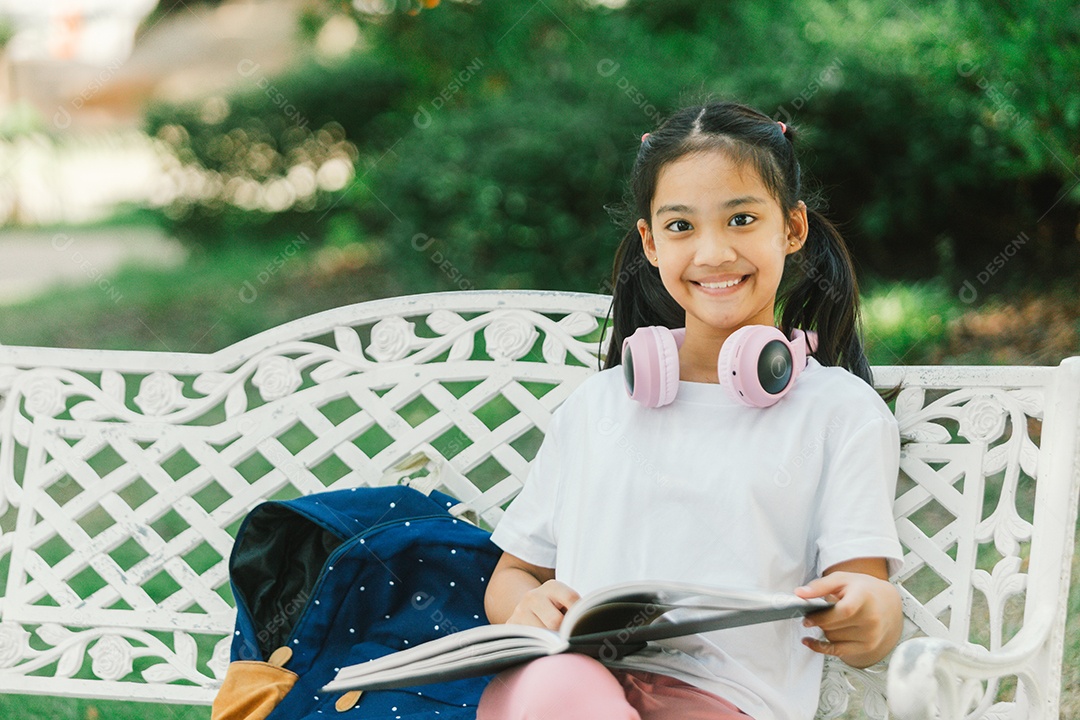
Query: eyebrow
655,196,767,215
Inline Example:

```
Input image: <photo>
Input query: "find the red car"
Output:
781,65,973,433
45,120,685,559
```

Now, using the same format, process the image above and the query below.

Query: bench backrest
0,290,1077,718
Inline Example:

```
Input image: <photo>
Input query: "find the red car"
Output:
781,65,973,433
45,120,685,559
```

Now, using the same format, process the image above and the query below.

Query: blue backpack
212,485,502,719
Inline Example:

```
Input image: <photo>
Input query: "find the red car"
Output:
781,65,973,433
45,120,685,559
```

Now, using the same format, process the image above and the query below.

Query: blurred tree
145,0,1080,292
145,50,410,245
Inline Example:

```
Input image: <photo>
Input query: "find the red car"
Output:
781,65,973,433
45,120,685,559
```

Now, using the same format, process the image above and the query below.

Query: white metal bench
0,290,1077,719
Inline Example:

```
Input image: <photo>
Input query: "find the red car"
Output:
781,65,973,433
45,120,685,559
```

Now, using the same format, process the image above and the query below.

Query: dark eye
665,220,692,232
730,214,755,227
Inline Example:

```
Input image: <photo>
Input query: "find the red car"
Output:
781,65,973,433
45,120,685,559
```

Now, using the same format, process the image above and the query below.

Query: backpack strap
379,447,482,526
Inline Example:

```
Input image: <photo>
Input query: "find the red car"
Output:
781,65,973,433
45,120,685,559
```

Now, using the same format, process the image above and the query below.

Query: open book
322,580,832,693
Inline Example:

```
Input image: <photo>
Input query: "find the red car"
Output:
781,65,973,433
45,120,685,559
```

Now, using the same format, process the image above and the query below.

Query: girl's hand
794,568,903,669
506,580,581,631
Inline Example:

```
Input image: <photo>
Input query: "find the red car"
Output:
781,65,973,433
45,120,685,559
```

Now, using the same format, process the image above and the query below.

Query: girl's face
637,149,807,343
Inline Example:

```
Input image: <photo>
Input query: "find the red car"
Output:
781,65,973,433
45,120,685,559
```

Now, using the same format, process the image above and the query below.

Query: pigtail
779,208,873,384
602,98,895,397
601,226,684,369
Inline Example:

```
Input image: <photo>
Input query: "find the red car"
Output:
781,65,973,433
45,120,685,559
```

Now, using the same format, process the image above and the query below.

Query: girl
476,100,905,720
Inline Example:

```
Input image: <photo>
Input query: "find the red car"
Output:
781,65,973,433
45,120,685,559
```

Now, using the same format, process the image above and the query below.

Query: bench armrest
886,624,1048,720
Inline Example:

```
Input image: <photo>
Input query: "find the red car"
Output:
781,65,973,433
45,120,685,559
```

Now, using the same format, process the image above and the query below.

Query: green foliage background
144,0,1079,293
2,4,1079,718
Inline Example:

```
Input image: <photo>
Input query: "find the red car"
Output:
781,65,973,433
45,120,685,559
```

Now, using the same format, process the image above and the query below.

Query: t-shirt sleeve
488,407,566,569
814,413,905,578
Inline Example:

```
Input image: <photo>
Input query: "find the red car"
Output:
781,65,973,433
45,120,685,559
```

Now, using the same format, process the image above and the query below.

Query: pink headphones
621,325,818,408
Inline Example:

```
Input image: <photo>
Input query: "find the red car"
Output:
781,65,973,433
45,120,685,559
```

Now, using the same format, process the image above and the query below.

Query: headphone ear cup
622,326,681,407
718,325,796,408
717,325,758,406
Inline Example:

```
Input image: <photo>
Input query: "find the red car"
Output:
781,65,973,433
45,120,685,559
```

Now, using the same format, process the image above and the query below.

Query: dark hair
602,99,882,391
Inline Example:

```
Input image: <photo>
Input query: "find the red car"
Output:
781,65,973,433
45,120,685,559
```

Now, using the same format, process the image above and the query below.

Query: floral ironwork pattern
0,292,611,703
816,381,1052,720
0,292,1073,718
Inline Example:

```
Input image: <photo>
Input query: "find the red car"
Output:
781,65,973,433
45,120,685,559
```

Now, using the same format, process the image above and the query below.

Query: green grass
0,238,1038,366
0,238,401,353
0,257,992,369
860,280,961,366
0,697,208,720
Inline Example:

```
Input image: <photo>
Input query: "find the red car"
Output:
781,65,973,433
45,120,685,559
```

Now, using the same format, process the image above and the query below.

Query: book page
327,622,564,686
561,580,832,644
322,580,833,693
323,644,566,692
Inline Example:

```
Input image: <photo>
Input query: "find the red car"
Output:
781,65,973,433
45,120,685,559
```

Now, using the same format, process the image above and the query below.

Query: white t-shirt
490,357,904,720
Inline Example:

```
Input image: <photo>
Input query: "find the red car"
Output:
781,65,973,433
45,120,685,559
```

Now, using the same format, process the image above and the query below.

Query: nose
693,230,738,266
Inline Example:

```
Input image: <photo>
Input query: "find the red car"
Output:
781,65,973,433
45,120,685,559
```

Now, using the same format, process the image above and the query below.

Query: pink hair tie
641,132,651,143
777,121,787,134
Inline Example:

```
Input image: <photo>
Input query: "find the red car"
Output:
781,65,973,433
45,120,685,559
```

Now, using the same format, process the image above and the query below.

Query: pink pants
476,654,752,720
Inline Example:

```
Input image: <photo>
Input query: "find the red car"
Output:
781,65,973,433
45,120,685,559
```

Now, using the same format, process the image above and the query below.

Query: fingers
531,600,567,630
508,597,562,630
511,581,581,631
794,572,851,600
798,573,903,667
802,599,859,632
797,571,875,631
801,636,859,658
802,616,870,660
799,574,865,657
535,581,580,630
803,620,865,644
543,580,582,612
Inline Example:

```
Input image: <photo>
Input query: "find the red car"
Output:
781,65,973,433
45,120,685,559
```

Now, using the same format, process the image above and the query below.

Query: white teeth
698,277,744,289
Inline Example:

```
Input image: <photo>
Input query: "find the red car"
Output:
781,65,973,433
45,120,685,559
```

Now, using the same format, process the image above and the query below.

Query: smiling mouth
694,275,748,290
